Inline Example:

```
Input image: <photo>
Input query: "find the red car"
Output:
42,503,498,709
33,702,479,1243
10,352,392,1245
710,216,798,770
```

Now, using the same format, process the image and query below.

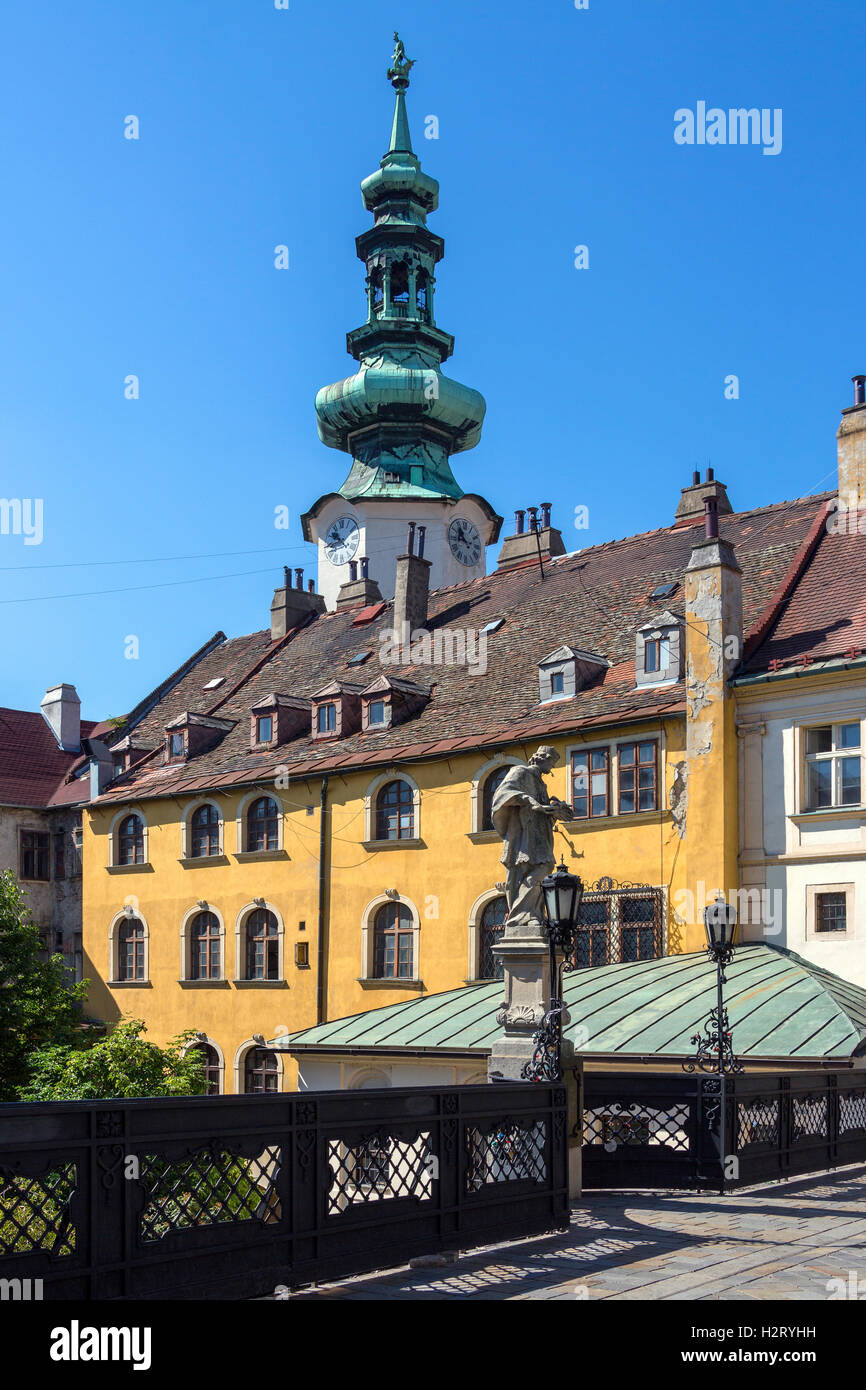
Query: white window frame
805,883,855,941
800,720,864,813
234,1038,284,1095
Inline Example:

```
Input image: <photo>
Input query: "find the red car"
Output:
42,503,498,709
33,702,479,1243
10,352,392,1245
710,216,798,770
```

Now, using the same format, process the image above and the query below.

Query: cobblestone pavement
287,1165,866,1301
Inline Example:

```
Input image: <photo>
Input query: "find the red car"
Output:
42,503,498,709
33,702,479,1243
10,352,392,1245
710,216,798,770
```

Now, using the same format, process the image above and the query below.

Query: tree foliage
21,1017,208,1101
0,870,88,1100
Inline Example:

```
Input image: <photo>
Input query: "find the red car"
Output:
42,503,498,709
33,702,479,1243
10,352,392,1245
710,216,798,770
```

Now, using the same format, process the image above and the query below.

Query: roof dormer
360,675,431,732
164,712,234,764
537,646,610,704
310,681,364,741
635,610,683,688
250,693,311,749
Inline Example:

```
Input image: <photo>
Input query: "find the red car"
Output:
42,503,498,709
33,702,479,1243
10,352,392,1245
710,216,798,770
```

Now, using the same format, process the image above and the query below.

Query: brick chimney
393,524,431,634
837,374,866,509
270,567,326,640
674,468,733,526
40,683,81,752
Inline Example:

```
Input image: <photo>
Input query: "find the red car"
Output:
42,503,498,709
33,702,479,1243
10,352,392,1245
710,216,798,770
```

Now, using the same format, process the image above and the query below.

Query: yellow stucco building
78,59,831,1092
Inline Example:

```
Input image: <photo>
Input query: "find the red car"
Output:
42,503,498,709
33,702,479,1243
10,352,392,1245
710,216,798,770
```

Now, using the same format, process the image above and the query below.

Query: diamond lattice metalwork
737,1098,779,1148
326,1131,433,1214
583,1103,689,1151
139,1145,281,1243
0,1165,76,1257
840,1091,866,1135
792,1095,828,1141
465,1121,547,1191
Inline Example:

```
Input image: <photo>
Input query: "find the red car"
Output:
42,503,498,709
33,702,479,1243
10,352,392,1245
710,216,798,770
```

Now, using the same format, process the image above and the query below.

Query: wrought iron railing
581,1070,866,1191
0,1083,568,1300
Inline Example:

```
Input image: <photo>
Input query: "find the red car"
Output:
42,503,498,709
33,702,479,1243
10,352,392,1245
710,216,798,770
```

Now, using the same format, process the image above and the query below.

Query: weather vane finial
387,31,415,90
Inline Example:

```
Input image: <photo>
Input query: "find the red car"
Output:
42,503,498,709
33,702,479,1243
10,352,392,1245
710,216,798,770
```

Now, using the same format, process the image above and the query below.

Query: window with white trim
803,723,862,809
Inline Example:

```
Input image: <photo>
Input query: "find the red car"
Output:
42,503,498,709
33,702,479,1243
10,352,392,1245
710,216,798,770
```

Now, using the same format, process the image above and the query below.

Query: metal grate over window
572,880,664,968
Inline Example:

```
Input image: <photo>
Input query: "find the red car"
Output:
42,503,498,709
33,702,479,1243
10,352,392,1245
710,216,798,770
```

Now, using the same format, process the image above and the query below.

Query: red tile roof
743,511,866,672
94,491,830,804
0,708,99,809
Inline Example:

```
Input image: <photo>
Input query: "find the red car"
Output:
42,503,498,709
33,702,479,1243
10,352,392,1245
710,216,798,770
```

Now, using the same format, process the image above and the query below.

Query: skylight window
482,618,505,634
347,651,371,666
649,582,677,601
203,677,225,690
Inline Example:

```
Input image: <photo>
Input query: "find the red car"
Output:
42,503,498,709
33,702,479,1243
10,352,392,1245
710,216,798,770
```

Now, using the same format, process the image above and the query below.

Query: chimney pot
692,470,700,485
348,560,358,582
514,509,525,536
283,565,291,589
307,578,315,593
406,521,416,555
853,375,866,407
527,506,539,532
706,467,714,482
360,556,369,579
416,525,426,559
295,568,304,590
540,502,552,528
704,496,719,540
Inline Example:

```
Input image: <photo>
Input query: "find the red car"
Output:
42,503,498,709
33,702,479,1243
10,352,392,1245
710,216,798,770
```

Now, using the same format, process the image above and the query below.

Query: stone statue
491,746,573,927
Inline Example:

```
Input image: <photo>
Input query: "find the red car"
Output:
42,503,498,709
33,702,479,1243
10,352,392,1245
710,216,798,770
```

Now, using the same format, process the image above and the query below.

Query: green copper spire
313,37,486,503
387,32,415,154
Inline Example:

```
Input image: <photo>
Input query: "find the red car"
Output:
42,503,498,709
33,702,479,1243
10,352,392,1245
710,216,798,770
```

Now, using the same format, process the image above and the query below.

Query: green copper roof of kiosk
312,35,486,506
273,946,866,1063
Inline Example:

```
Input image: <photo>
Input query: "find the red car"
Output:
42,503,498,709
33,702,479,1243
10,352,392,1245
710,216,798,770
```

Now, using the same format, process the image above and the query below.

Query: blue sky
0,0,862,717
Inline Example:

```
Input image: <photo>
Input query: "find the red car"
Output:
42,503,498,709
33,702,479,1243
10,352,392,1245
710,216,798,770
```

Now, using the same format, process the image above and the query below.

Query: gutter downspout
316,774,329,1025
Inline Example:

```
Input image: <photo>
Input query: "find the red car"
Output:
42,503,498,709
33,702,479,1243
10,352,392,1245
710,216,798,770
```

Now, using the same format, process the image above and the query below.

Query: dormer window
636,612,682,688
250,694,310,749
164,712,234,762
311,682,363,740
538,647,610,704
255,715,273,744
360,675,430,733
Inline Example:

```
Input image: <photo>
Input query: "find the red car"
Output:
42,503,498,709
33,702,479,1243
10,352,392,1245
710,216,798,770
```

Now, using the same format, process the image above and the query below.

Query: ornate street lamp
683,894,743,1193
522,863,584,1083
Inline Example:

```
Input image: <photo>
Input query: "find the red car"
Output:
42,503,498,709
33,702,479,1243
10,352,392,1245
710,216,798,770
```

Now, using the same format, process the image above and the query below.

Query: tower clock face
448,517,482,566
323,515,360,566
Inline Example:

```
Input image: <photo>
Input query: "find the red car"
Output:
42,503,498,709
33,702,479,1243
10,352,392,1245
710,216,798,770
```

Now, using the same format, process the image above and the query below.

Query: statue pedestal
488,916,558,1082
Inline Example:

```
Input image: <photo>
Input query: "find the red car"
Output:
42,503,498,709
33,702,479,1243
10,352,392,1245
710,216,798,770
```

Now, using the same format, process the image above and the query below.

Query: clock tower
302,36,502,610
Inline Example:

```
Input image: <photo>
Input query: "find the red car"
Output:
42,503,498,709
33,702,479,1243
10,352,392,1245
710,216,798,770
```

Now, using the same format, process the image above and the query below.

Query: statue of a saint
491,746,573,927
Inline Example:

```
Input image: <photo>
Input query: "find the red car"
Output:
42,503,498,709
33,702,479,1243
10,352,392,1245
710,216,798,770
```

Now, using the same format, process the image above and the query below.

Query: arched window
481,766,510,832
416,269,429,317
190,803,220,858
244,1046,279,1094
370,266,384,313
117,813,144,865
245,908,279,981
247,796,279,852
373,902,414,979
479,897,507,980
117,915,145,981
189,911,221,980
375,780,415,841
193,1042,221,1096
390,259,409,305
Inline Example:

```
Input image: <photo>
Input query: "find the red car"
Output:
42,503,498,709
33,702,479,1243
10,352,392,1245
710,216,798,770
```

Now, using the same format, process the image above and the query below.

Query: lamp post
521,863,584,1083
683,894,743,1194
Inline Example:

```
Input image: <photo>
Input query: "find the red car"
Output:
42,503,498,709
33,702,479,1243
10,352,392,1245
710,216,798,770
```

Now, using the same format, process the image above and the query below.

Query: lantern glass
703,897,737,952
542,864,584,932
